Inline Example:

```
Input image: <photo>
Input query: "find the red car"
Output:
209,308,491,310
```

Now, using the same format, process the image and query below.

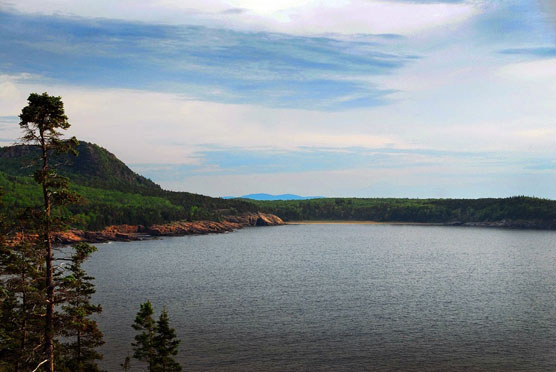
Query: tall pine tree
19,92,79,372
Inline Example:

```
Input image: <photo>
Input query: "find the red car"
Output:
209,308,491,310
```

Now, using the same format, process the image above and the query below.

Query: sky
0,0,555,198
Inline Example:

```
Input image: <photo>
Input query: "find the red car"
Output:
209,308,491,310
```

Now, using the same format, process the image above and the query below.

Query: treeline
252,197,556,225
0,172,257,231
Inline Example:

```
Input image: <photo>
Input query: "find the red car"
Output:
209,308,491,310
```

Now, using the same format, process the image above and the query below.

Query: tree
131,302,183,371
153,308,182,372
0,238,45,371
132,301,157,371
58,243,104,372
18,92,79,371
0,199,46,371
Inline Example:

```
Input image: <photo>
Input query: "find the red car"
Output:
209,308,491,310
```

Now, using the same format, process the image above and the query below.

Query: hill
0,141,259,230
0,142,159,193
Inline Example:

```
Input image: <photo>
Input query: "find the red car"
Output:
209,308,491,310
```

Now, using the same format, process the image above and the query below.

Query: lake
84,224,556,371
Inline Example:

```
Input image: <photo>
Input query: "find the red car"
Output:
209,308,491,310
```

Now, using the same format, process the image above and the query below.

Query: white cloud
4,0,480,35
1,62,554,197
498,58,556,81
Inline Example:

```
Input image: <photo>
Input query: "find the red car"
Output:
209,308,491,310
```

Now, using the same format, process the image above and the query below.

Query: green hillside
0,142,160,192
0,142,258,229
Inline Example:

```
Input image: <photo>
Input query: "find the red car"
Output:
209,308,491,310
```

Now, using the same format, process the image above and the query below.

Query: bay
84,224,556,371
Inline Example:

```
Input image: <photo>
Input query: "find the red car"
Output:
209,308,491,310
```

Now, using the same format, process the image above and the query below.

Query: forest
1,142,555,231
252,196,556,226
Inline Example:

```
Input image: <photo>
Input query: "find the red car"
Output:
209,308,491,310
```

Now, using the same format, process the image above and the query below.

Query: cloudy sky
0,0,555,198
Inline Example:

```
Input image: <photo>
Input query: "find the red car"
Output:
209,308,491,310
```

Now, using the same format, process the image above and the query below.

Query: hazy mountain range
223,194,323,201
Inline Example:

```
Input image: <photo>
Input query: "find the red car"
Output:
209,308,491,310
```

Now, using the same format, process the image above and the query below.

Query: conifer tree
132,301,157,371
153,308,182,372
131,302,183,372
58,242,104,372
0,239,45,371
0,203,47,371
17,92,81,371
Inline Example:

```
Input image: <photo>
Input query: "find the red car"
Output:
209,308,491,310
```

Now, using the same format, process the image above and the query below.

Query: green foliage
0,93,105,372
19,91,82,372
252,196,556,225
132,301,157,371
0,140,260,230
57,243,104,372
131,302,183,372
0,239,45,371
153,308,182,372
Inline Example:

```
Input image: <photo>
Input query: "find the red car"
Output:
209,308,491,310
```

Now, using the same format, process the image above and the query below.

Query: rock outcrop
53,213,284,244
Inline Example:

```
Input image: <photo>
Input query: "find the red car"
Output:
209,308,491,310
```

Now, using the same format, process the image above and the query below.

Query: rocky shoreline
14,215,554,247
53,212,285,244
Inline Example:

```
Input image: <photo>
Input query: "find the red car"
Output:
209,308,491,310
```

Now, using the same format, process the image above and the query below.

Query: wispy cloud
499,47,556,58
0,11,417,110
131,145,500,180
0,1,554,198
2,0,479,35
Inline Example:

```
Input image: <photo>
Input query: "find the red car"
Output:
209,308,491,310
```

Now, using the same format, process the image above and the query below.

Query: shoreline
43,216,554,246
286,220,556,230
287,221,432,225
51,212,285,245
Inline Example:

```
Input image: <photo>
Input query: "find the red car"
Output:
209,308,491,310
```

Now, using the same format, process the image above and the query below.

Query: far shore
287,221,434,226
286,220,556,230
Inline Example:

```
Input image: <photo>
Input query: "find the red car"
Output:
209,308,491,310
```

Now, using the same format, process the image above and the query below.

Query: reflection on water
84,224,556,371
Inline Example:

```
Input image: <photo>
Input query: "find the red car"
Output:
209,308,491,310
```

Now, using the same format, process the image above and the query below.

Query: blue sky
0,0,555,198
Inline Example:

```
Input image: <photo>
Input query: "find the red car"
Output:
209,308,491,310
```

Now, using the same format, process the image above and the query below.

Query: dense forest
252,196,556,226
1,141,555,231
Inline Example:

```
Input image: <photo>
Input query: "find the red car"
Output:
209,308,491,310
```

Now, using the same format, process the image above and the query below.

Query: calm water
84,224,556,371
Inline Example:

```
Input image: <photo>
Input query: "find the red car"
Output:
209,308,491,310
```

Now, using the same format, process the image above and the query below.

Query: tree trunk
41,134,55,372
15,269,26,372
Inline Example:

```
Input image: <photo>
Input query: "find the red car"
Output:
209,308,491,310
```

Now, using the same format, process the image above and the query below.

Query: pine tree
18,92,79,372
58,243,104,372
153,308,182,372
0,239,45,371
131,302,183,372
0,205,47,371
132,301,157,371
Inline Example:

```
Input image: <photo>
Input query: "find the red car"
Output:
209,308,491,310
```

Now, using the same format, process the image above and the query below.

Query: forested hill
0,141,258,229
0,142,159,193
1,141,555,231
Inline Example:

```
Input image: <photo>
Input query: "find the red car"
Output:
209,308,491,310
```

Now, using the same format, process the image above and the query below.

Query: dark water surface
85,224,556,371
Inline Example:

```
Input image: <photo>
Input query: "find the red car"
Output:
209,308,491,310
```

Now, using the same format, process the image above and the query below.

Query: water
83,224,556,371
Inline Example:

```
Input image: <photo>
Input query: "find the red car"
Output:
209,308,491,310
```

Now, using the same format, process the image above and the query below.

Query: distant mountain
227,193,324,201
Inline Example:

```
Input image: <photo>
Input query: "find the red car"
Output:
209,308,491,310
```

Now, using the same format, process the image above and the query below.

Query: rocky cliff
53,212,284,244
